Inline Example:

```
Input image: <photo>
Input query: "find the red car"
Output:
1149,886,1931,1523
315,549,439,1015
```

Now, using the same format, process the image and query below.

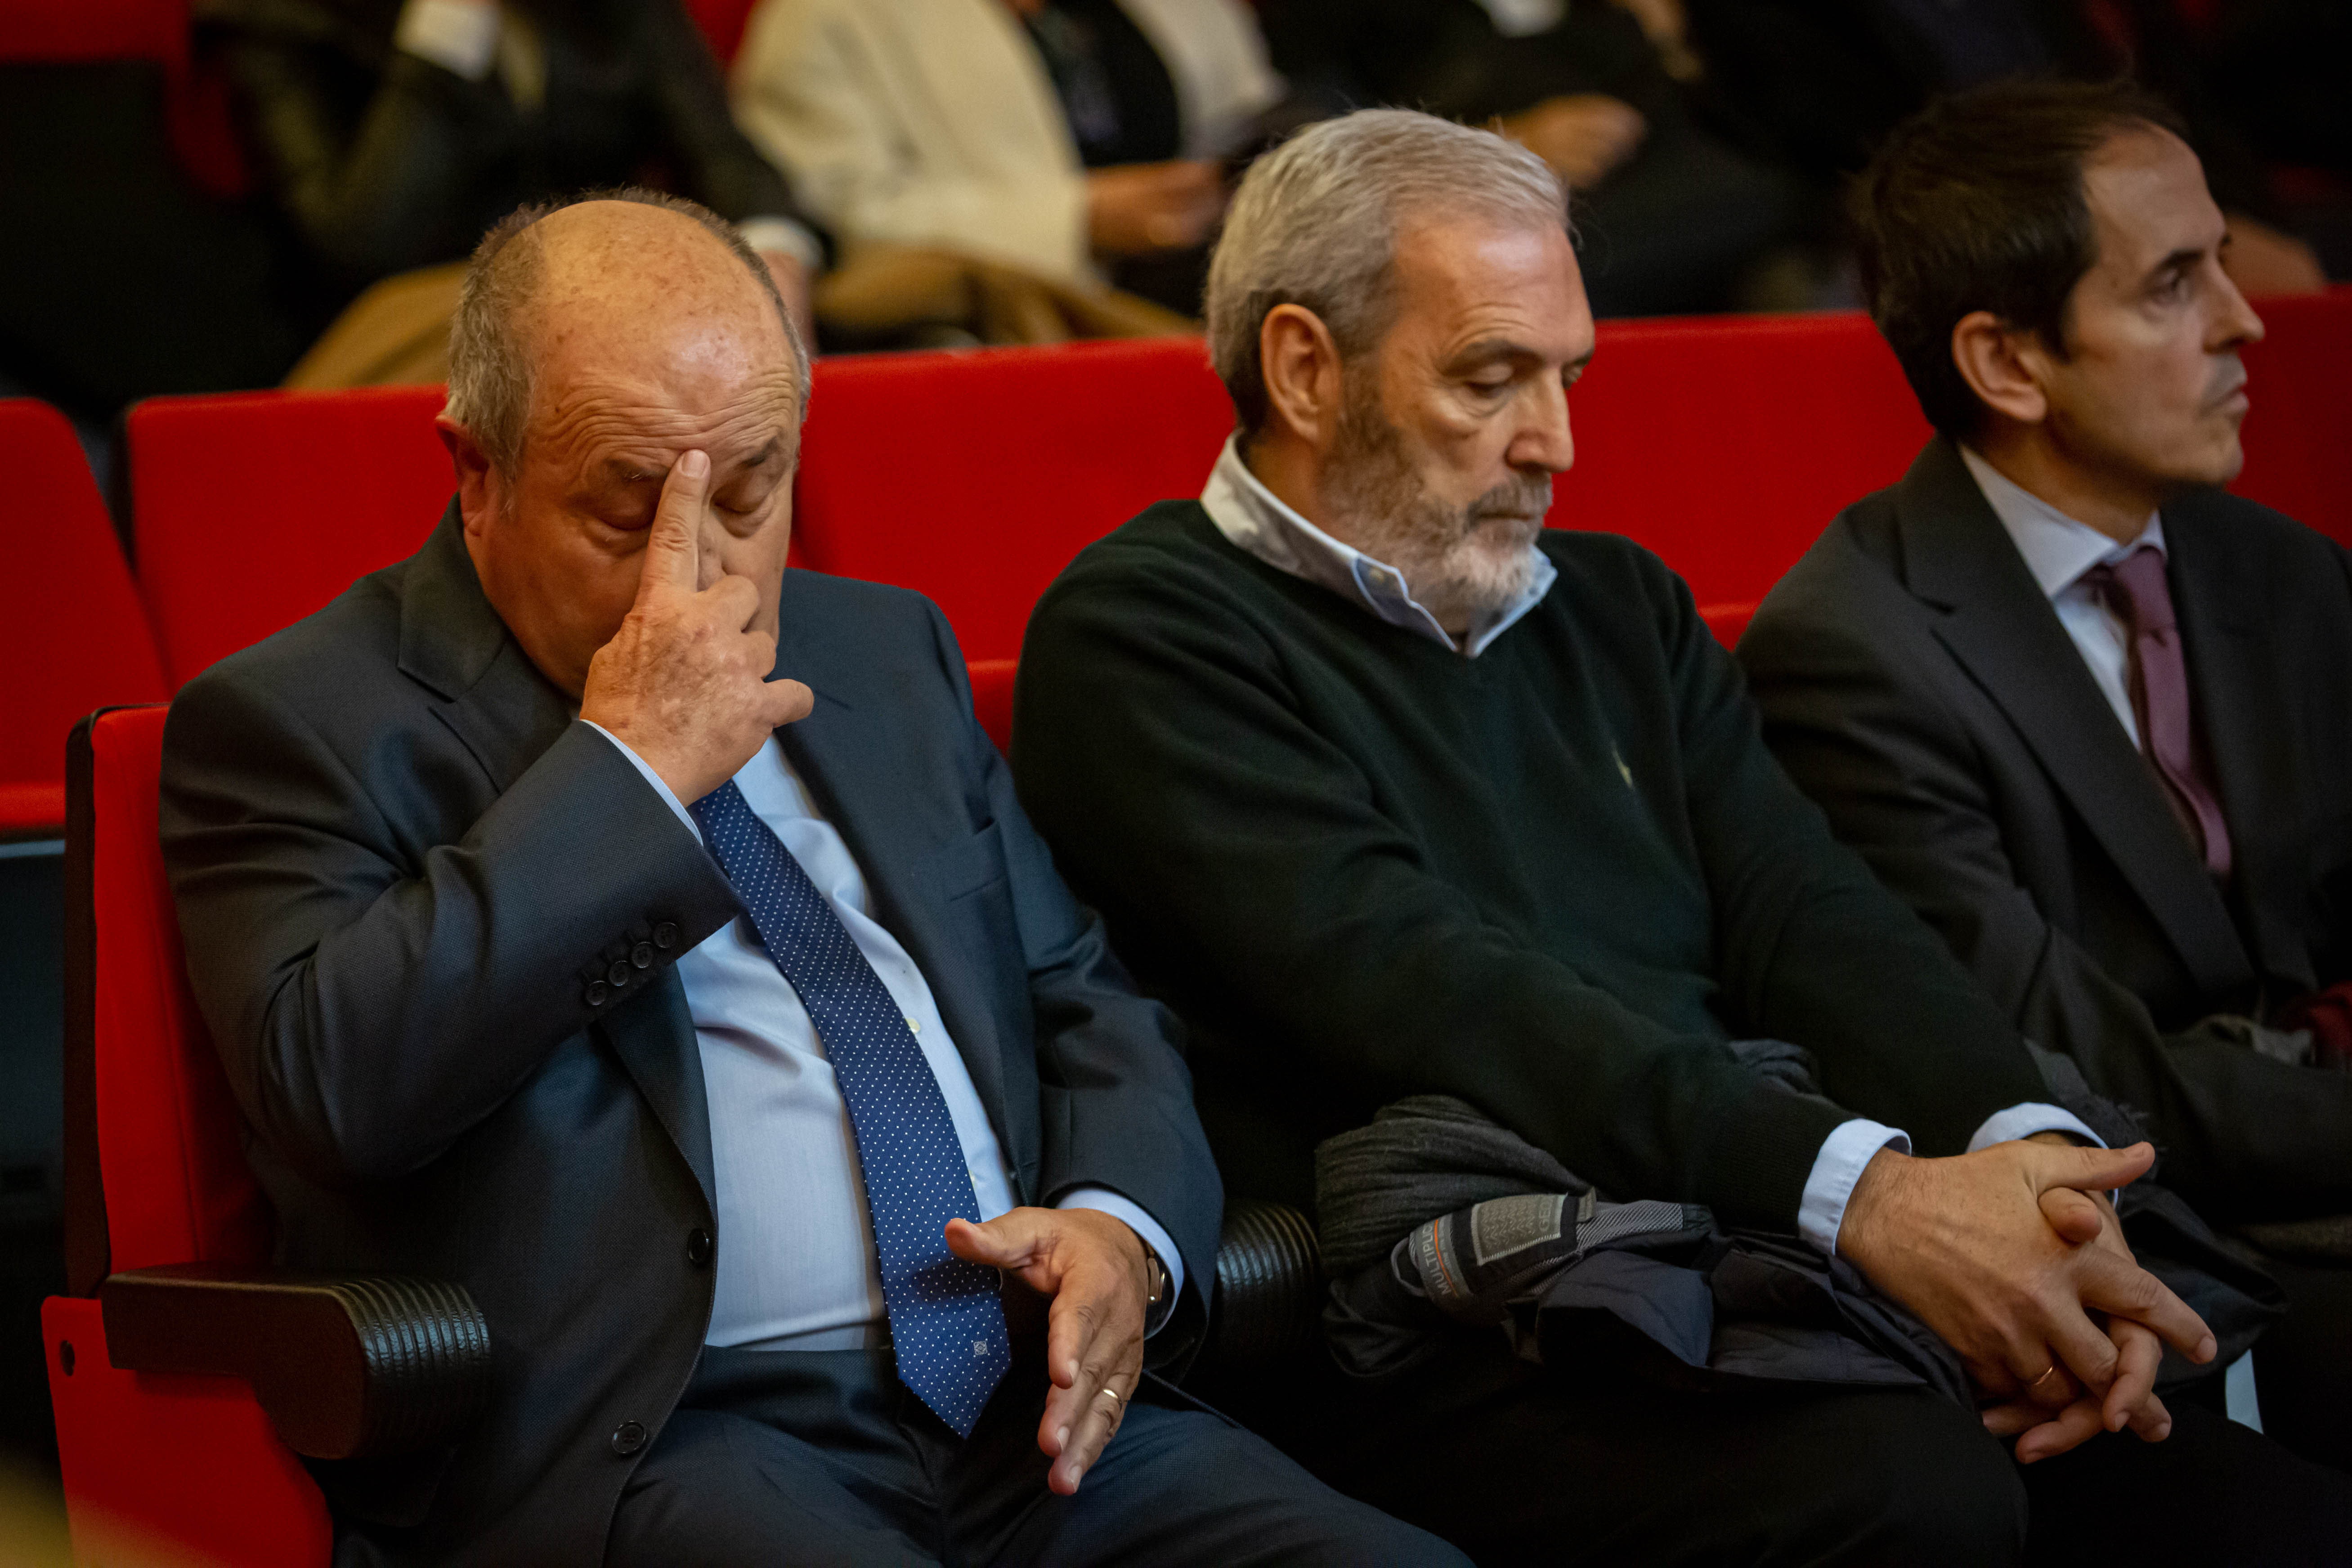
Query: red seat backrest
129,386,453,687
793,337,1236,663
0,0,186,64
3,401,170,833
2232,287,2352,549
679,0,759,64
968,659,1017,754
68,706,272,1295
1553,313,1932,613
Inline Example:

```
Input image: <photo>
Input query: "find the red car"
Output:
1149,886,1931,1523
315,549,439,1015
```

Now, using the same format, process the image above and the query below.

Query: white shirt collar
1197,435,1555,658
1958,446,2165,601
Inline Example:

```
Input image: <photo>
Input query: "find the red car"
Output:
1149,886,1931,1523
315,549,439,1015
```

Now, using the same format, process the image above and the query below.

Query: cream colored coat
731,0,1278,286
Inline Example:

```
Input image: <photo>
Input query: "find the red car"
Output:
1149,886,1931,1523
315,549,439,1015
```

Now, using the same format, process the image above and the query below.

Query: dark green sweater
1013,501,2048,1228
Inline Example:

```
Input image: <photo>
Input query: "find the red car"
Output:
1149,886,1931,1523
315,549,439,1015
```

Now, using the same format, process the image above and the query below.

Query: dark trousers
1314,1332,2352,1567
2258,1254,2352,1474
605,1342,1465,1567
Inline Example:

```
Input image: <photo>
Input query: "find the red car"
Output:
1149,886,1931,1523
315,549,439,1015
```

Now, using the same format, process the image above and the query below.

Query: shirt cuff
739,217,824,273
394,0,501,80
1056,1185,1186,1334
583,721,700,842
1967,1103,2105,1153
1801,1118,1911,1257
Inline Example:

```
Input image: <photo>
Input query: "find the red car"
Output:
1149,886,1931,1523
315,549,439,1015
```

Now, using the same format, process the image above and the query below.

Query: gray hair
444,187,812,475
1205,109,1568,437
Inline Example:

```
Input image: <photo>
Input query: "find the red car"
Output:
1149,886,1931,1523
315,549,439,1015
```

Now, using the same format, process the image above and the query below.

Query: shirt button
686,1228,715,1267
610,1420,647,1457
585,980,609,1008
653,922,679,950
631,941,654,970
607,959,632,987
905,1017,919,1034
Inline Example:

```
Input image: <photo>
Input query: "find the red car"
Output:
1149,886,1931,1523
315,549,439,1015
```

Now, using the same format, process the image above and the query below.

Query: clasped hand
1841,1138,2216,1465
579,449,813,803
947,1207,1154,1494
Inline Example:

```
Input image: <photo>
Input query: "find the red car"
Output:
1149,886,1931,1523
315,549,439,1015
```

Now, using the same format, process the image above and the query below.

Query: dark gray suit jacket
160,506,1220,1567
1741,436,2352,1222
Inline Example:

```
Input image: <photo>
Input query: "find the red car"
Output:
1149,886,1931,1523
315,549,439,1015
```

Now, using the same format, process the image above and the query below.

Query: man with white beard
1010,109,2352,1563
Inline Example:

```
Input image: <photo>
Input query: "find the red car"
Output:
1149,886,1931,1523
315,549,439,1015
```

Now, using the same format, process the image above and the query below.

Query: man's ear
1949,309,2052,428
1259,303,1347,452
435,415,505,537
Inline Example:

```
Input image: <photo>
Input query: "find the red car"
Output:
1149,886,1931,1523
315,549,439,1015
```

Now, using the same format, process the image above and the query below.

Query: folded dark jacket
1316,1044,2280,1399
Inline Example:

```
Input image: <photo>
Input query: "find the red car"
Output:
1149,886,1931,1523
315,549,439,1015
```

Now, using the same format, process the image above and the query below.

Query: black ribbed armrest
99,1263,493,1459
1206,1199,1322,1373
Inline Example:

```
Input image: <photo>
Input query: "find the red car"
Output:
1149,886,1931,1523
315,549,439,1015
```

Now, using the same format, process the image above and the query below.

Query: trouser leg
1318,1333,2027,1567
2253,1254,2352,1473
943,1376,1469,1568
605,1346,939,1567
2019,1399,2352,1565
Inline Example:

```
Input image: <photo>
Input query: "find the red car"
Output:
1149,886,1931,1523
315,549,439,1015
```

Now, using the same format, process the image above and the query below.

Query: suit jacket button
611,1420,647,1457
632,941,654,970
653,921,679,950
585,980,609,1008
607,958,632,987
687,1228,714,1267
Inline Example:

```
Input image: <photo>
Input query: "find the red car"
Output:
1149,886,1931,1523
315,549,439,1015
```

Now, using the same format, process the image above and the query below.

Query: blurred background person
731,0,1313,336
198,0,825,383
1683,0,2336,295
1254,0,1821,316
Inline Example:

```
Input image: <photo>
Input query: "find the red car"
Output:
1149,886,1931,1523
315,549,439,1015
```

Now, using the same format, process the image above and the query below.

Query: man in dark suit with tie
158,188,1460,1566
1740,79,2352,1471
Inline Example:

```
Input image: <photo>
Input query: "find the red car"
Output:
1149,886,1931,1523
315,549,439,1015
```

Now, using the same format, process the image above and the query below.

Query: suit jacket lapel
1894,440,2254,999
2166,502,2314,995
772,600,1017,1153
394,503,718,1208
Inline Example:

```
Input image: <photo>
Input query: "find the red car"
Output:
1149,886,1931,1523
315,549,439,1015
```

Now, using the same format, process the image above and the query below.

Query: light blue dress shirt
590,728,1181,1350
1961,446,2166,750
1197,437,2101,1253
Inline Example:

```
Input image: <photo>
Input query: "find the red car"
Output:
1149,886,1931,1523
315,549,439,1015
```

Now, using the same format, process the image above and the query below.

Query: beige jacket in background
731,0,1278,287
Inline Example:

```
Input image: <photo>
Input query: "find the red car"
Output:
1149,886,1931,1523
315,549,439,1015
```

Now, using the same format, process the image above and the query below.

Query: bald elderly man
159,191,1456,1568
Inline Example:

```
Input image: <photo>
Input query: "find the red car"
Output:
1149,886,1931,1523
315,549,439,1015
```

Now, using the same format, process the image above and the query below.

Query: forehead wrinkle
534,370,801,473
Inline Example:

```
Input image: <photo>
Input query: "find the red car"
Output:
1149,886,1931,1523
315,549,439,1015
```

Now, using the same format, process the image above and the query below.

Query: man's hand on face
1838,1137,2214,1462
579,449,814,803
945,1208,1153,1495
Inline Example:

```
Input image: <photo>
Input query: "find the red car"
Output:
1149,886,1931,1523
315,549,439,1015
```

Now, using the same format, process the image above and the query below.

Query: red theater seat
0,0,186,65
969,659,1017,754
2,401,169,834
46,706,331,1565
2233,287,2352,549
129,386,452,686
792,337,1235,663
680,0,760,63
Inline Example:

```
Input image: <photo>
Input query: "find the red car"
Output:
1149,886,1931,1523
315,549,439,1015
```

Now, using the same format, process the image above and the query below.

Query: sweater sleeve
1014,541,1856,1231
1653,555,2052,1157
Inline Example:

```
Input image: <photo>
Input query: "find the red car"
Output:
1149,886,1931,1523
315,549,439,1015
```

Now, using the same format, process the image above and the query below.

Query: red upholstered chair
43,705,488,1567
1,401,169,835
0,0,249,197
793,337,1236,663
1553,312,1932,621
679,0,761,63
2232,287,2352,550
968,659,1018,755
129,386,453,686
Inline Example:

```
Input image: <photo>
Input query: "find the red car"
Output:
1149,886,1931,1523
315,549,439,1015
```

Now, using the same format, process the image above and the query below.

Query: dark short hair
1850,79,2189,439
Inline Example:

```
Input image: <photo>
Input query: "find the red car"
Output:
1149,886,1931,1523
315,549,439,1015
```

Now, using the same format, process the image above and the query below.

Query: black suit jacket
160,507,1219,1566
198,0,819,290
1742,437,2352,1221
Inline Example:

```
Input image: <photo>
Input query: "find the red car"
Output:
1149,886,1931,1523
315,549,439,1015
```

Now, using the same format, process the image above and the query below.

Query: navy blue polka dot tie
690,778,1010,1437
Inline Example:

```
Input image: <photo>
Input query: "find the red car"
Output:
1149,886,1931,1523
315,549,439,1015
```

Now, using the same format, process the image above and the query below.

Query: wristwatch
1142,1245,1171,1332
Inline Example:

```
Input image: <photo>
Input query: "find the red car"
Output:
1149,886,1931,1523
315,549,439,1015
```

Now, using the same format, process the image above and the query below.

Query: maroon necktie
2082,547,2233,879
